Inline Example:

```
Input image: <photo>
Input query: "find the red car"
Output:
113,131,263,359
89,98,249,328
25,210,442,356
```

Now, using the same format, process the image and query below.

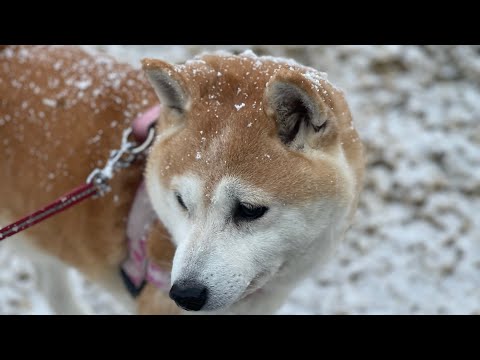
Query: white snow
42,98,57,107
234,103,245,111
1,45,479,315
74,79,92,90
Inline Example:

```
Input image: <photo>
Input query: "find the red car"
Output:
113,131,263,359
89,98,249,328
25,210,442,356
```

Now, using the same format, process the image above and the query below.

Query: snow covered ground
1,45,479,314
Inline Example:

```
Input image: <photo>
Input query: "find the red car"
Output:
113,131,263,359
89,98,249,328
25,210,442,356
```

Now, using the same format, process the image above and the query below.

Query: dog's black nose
169,282,208,311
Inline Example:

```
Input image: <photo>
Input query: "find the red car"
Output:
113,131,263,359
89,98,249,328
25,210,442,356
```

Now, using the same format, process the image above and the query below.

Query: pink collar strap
120,181,171,297
132,105,162,142
120,105,171,297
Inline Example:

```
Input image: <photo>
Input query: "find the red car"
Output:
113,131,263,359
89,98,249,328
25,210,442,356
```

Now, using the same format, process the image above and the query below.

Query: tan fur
144,54,364,207
0,45,177,313
145,220,176,270
0,46,364,314
137,284,182,315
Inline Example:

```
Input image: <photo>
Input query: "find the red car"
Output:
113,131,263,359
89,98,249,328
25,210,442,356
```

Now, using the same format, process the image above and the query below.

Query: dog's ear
264,69,337,150
142,58,190,113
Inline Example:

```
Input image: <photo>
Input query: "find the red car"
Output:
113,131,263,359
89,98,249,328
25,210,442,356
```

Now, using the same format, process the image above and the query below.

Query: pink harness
120,105,171,297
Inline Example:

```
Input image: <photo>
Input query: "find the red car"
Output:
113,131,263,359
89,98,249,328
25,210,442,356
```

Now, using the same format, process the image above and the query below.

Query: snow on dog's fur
0,46,364,314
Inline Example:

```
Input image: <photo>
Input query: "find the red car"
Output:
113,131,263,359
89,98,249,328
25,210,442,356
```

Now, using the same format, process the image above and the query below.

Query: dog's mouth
240,261,287,300
242,271,269,299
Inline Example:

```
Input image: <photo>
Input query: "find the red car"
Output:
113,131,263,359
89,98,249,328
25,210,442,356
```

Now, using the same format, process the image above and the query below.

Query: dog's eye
234,203,268,222
176,193,188,211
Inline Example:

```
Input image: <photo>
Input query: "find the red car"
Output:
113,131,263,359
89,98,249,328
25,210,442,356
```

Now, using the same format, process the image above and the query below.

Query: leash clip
86,126,156,197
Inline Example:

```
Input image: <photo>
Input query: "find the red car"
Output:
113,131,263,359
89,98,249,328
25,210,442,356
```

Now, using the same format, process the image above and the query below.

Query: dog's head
142,51,364,312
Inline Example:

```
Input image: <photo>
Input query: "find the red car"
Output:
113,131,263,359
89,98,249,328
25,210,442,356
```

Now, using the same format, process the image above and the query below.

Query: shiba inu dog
0,45,364,314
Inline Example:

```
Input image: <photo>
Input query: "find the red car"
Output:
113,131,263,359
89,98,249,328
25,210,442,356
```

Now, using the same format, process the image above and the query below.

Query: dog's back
0,46,167,312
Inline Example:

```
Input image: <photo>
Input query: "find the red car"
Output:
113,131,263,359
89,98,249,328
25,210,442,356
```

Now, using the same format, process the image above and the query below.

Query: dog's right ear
264,69,339,151
142,58,190,113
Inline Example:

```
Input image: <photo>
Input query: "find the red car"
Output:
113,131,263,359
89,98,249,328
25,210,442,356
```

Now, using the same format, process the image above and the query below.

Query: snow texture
1,45,479,315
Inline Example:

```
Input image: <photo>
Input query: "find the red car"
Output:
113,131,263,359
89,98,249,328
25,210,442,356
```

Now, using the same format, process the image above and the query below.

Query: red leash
0,105,161,242
0,184,97,241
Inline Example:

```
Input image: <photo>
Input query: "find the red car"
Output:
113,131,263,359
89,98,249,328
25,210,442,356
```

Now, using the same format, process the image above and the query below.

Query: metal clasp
86,126,156,197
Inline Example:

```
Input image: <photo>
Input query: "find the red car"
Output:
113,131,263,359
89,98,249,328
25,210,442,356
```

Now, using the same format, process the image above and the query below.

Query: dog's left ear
264,69,338,150
142,58,190,113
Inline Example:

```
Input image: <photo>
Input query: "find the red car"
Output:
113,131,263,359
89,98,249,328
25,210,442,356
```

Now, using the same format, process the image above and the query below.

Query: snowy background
1,45,479,314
